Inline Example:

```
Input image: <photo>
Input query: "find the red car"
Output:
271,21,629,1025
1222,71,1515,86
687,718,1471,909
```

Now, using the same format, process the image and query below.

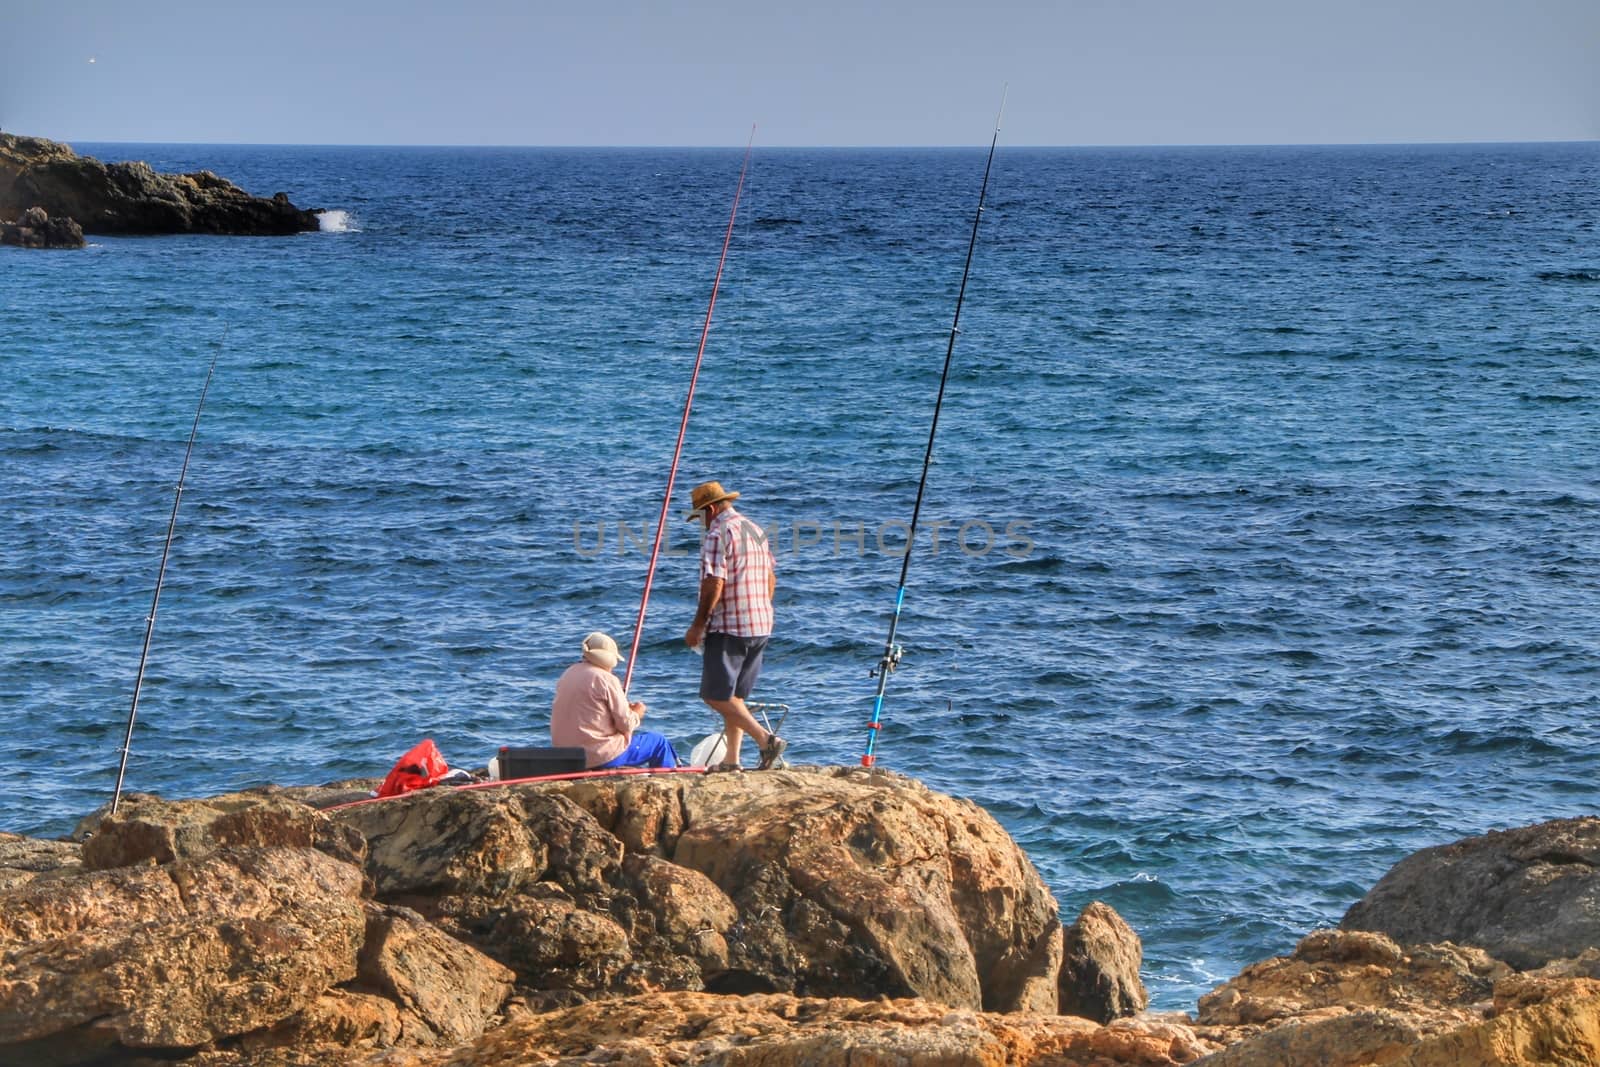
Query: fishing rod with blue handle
111,327,225,815
863,95,1004,768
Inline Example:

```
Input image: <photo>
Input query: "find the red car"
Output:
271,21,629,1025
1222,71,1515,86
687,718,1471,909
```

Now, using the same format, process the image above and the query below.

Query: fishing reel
870,644,904,679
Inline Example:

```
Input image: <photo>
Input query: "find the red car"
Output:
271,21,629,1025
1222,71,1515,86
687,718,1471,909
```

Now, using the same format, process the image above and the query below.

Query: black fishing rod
110,328,225,815
862,96,1004,768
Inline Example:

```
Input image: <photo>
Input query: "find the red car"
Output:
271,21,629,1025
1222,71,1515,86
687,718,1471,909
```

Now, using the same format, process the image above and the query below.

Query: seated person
551,631,678,769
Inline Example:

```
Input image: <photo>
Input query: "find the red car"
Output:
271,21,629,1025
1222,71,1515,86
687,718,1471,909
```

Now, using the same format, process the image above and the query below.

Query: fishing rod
862,95,1005,768
622,127,756,695
110,328,225,815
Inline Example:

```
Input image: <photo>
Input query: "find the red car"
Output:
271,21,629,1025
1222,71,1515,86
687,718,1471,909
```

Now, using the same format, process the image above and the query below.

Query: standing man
552,631,679,769
683,480,786,769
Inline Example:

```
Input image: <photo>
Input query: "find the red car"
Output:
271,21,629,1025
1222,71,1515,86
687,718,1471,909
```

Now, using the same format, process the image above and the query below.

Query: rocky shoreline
0,133,321,242
3,767,1599,1065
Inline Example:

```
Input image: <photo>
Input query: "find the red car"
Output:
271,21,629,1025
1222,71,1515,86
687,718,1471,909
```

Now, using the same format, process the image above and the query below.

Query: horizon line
35,135,1600,151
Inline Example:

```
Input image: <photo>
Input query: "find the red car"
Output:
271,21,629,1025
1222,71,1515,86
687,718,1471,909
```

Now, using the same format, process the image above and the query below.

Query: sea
2,141,1598,1010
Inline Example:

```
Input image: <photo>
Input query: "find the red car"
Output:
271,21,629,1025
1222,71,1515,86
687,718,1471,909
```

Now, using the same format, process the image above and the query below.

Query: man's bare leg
705,696,769,765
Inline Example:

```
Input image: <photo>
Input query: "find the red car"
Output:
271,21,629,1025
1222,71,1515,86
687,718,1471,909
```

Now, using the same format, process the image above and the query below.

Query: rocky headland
0,133,321,240
3,768,1600,1065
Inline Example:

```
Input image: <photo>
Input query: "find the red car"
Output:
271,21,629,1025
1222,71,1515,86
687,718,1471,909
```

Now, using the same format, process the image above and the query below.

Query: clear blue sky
4,0,1596,146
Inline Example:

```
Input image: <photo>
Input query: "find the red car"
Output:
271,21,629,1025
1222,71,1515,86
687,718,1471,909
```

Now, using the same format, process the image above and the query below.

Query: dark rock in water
0,205,84,248
1059,900,1149,1022
1341,816,1600,970
0,132,320,236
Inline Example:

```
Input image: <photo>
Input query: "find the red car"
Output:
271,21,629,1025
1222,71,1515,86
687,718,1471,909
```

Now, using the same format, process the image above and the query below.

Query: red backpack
376,738,452,798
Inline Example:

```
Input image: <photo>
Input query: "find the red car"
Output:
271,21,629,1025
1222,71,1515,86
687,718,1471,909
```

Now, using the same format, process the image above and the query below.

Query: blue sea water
3,141,1599,1009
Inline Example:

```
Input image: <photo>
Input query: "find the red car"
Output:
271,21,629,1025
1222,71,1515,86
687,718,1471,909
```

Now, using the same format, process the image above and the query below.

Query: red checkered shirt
700,506,774,637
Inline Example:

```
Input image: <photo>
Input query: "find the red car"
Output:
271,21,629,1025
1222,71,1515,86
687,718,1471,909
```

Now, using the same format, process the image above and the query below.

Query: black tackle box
495,745,587,779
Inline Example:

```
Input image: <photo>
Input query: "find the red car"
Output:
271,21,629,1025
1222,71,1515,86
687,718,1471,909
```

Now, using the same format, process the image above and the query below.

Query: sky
3,0,1597,146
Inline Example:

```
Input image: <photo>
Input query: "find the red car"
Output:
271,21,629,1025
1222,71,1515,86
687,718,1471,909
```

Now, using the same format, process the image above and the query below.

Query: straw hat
581,631,622,670
683,480,740,521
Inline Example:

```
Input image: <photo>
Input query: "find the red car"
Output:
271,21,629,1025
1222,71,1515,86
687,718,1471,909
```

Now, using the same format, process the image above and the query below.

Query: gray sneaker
757,735,788,770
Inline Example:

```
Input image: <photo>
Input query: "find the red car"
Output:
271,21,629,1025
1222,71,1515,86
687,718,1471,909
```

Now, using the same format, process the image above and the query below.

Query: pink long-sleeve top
549,659,638,768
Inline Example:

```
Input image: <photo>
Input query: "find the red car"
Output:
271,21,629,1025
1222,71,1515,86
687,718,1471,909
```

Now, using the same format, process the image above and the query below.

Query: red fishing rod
863,95,1004,767
622,128,755,694
110,328,225,815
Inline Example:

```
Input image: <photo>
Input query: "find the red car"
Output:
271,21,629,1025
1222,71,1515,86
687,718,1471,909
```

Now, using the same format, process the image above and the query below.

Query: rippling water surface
3,141,1598,1007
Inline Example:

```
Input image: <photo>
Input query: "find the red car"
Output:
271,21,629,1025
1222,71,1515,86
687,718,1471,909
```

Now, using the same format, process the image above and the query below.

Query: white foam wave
316,209,358,233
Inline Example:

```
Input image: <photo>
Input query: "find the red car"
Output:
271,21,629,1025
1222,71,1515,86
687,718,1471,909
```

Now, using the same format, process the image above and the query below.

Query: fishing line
862,93,1005,768
622,128,756,695
111,325,227,815
719,143,757,419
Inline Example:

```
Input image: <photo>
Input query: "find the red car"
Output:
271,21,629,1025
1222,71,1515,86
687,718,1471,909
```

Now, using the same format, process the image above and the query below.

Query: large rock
671,766,1066,1013
337,783,728,999
1197,930,1502,1032
82,790,365,871
331,767,1073,1013
1200,975,1600,1067
1342,817,1600,969
0,132,320,236
0,847,368,1059
0,205,84,248
225,902,515,1063
0,800,510,1065
1196,1009,1433,1067
1061,901,1150,1022
1393,984,1600,1067
353,906,515,1046
1193,930,1510,1067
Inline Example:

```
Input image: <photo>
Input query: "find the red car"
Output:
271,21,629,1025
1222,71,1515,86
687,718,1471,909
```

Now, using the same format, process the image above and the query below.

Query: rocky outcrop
1194,929,1600,1067
0,845,511,1061
24,774,1600,1064
1341,816,1600,969
0,205,84,248
666,767,1067,1013
0,132,320,236
1197,930,1504,1030
332,767,1077,1014
0,769,1140,1064
0,797,510,1065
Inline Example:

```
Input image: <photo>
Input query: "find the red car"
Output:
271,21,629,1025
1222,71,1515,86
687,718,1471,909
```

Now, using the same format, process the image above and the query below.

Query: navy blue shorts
700,632,769,701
